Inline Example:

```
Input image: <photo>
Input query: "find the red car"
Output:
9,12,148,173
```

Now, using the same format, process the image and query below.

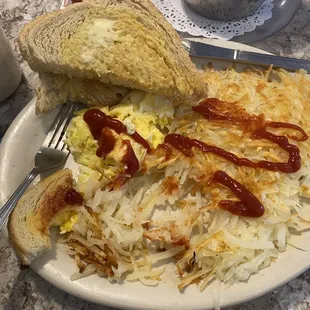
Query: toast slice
8,169,83,265
19,0,206,106
36,73,130,115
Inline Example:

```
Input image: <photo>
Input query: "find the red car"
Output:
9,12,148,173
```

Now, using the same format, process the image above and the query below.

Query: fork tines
43,103,80,151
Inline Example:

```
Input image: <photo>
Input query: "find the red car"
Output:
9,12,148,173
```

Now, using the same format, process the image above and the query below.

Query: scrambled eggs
52,210,79,234
65,90,174,191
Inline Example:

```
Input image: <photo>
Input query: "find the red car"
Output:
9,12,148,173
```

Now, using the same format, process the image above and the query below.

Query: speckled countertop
0,1,310,309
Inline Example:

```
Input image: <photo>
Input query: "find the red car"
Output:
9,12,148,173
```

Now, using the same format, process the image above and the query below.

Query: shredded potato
66,68,310,291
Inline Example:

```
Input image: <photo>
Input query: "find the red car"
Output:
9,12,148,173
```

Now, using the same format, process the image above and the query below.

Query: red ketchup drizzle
157,143,172,160
213,171,264,218
192,98,264,128
97,128,116,157
83,109,151,152
122,140,140,176
164,134,266,217
251,129,301,173
65,189,84,205
108,141,140,190
164,98,308,218
267,121,308,142
191,99,308,173
164,132,302,173
83,109,150,180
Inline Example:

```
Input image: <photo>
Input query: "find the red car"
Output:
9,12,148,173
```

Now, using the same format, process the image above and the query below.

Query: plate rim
1,39,308,310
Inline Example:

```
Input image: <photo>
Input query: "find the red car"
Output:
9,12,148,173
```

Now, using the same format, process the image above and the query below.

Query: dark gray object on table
183,0,265,21
179,0,302,45
232,0,302,43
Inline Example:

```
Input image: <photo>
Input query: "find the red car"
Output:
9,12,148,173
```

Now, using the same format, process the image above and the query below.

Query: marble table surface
1,0,310,309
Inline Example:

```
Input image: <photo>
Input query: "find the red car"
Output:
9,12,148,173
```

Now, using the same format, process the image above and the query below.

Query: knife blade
182,39,310,72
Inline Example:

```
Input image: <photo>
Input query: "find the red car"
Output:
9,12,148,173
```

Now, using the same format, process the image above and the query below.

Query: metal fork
0,102,80,231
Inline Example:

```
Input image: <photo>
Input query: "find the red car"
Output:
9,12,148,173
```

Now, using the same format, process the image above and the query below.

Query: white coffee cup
0,25,22,102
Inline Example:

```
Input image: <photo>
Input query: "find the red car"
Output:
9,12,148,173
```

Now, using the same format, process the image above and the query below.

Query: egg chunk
65,90,174,190
52,210,79,234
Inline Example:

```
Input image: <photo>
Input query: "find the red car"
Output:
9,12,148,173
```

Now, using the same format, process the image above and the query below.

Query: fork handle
0,168,39,231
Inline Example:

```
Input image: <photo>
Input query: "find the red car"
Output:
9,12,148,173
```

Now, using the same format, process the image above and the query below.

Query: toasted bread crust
8,169,81,265
35,73,130,116
19,0,207,113
36,171,73,234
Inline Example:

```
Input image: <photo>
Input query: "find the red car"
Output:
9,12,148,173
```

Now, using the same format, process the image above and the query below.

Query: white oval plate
1,40,310,310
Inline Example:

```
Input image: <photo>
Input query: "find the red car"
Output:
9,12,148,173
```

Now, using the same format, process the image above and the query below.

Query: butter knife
182,39,310,72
